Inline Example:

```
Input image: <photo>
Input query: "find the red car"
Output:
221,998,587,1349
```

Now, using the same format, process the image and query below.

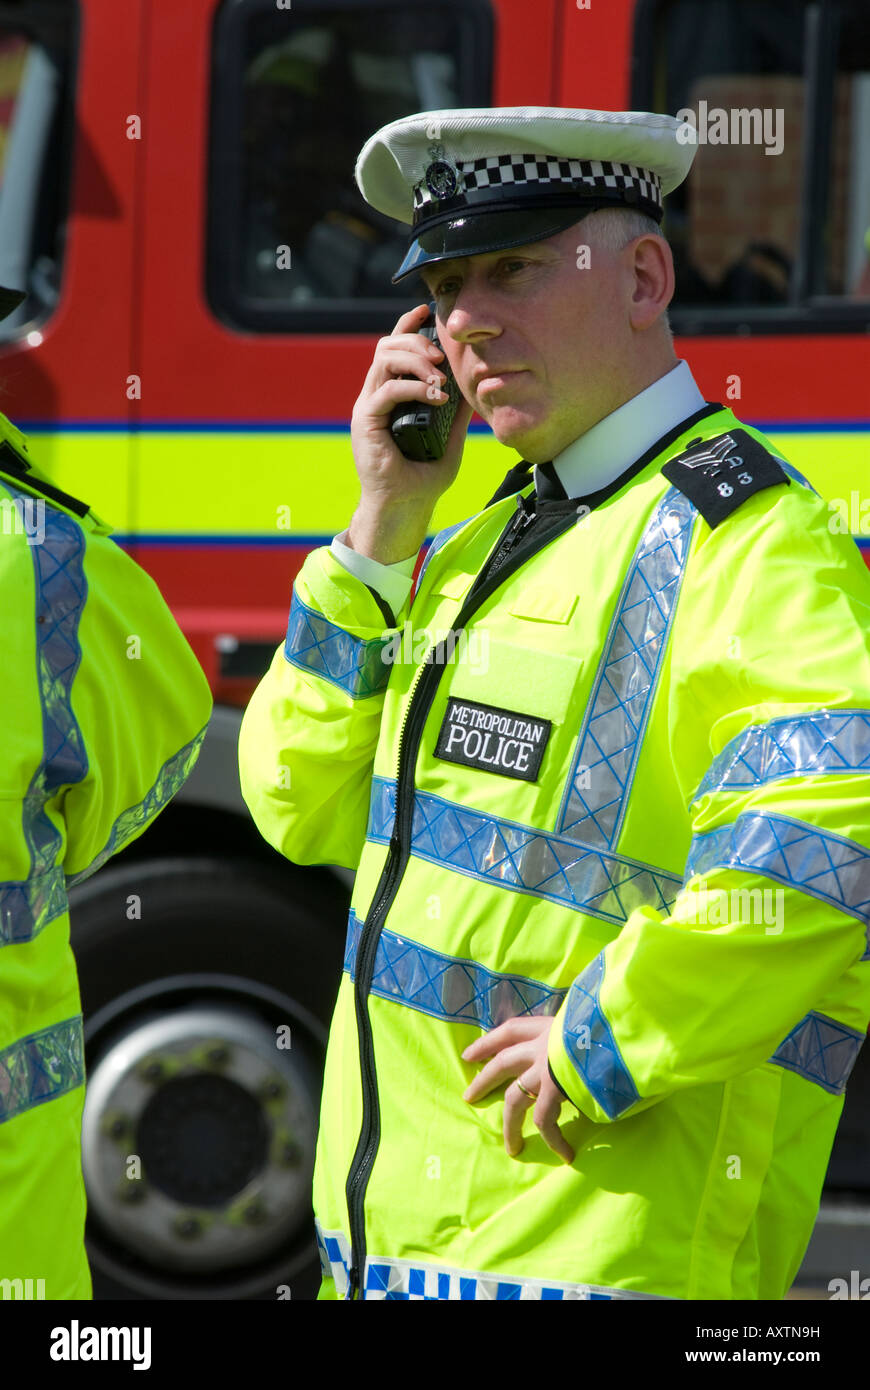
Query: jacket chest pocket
507,584,578,626
426,582,587,785
429,581,584,713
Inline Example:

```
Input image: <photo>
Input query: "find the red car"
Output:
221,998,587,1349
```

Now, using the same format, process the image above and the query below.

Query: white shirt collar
538,360,707,499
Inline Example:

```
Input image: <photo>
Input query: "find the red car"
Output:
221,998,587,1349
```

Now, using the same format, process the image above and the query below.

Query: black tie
483,459,570,508
534,460,569,501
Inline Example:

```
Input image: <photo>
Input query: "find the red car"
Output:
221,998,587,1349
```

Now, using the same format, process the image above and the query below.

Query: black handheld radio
389,303,463,461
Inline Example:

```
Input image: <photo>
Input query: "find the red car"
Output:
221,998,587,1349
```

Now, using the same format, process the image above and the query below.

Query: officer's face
420,221,671,462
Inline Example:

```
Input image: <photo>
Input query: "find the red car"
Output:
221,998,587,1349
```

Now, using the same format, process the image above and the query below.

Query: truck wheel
69,855,348,1301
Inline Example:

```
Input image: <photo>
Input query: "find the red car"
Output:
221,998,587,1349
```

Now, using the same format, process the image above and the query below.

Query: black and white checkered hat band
413,155,662,213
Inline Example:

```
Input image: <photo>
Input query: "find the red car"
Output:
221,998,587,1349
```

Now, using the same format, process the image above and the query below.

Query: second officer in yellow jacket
0,354,213,1298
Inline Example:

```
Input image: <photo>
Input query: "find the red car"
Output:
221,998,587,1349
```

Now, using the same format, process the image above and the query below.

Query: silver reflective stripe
1,494,87,945
343,910,567,1027
778,459,817,494
692,710,870,805
560,955,639,1119
414,516,472,595
557,487,696,850
559,952,864,1106
0,868,67,947
284,588,392,698
314,1221,672,1301
344,909,864,1098
65,725,209,890
0,1015,85,1122
368,776,683,925
685,811,870,947
769,1010,865,1095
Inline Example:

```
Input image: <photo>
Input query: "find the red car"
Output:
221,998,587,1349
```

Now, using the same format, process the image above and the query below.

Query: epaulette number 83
661,428,790,530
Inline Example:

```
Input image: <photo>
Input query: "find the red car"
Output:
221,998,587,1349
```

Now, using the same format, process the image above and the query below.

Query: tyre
69,854,348,1301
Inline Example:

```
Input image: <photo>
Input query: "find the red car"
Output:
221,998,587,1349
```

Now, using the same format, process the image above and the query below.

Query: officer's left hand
461,1017,575,1164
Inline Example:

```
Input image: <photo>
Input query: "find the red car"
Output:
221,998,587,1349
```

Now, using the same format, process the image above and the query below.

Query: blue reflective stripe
560,954,640,1119
313,1221,670,1300
284,588,392,698
557,488,696,850
685,812,870,942
414,516,473,597
692,711,870,805
64,725,209,891
560,960,863,1111
314,1222,332,1279
769,1010,864,1095
362,1256,663,1300
0,1015,85,1122
778,460,818,494
343,910,567,1027
367,776,683,925
0,493,88,945
315,1225,352,1296
0,869,67,947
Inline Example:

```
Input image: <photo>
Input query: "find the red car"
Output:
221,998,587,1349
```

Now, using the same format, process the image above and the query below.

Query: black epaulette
661,428,789,529
0,440,90,518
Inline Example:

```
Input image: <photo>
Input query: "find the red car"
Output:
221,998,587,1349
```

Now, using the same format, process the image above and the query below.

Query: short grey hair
577,208,673,339
580,207,665,249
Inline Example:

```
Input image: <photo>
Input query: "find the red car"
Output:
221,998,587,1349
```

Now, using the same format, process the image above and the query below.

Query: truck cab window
0,3,76,340
633,0,870,329
208,0,493,332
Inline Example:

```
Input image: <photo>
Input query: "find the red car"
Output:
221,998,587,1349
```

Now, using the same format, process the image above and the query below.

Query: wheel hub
137,1072,270,1208
82,1005,315,1273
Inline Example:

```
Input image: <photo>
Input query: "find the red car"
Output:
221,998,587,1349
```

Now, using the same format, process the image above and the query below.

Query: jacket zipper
343,488,576,1298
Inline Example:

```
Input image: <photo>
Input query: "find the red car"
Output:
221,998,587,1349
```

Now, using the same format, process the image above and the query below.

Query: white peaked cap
354,106,696,282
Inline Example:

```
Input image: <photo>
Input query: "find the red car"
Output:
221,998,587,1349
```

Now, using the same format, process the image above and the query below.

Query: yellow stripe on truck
765,432,870,531
34,430,509,537
28,427,870,539
27,432,132,530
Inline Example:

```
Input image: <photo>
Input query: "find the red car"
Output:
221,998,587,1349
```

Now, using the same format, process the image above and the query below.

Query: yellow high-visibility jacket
0,413,212,1298
239,404,870,1300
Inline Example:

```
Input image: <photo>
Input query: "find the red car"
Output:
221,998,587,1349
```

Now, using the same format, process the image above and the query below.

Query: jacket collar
539,359,706,501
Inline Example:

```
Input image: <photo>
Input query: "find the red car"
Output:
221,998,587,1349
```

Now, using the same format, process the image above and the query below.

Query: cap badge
424,143,461,201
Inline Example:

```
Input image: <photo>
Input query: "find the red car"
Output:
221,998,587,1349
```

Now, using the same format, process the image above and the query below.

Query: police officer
239,109,870,1300
0,289,213,1300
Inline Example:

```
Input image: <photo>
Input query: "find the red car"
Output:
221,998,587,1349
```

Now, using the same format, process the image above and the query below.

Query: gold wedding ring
516,1079,538,1101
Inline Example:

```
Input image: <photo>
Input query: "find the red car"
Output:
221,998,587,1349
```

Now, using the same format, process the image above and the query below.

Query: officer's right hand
348,303,473,559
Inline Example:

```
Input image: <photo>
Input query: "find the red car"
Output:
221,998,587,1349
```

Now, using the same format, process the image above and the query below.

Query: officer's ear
627,233,674,332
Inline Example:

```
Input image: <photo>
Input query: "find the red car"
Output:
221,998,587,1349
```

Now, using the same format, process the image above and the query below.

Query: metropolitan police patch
434,697,551,782
661,428,789,529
